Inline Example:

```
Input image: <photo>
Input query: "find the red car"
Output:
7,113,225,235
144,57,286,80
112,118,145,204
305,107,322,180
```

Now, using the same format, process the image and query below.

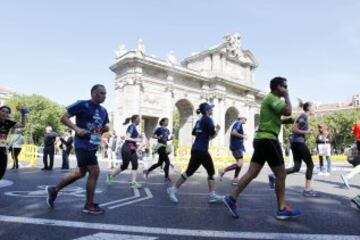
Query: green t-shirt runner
255,93,286,140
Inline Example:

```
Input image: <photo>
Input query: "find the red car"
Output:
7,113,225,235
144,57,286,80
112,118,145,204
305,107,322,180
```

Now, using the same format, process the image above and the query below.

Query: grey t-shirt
291,113,308,143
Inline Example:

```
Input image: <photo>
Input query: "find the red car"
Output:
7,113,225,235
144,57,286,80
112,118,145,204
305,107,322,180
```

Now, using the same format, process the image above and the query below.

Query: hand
75,127,88,136
215,124,221,131
20,107,30,115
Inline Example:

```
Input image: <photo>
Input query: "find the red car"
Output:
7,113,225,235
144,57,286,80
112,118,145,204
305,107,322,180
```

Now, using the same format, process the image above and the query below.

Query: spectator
8,128,25,169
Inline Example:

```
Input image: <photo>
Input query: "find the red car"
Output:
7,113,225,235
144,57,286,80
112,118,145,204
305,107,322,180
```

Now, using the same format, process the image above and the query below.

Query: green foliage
283,109,360,152
5,94,67,145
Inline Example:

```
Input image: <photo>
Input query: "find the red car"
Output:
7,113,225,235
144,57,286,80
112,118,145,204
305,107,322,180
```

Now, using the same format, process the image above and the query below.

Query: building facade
110,33,264,152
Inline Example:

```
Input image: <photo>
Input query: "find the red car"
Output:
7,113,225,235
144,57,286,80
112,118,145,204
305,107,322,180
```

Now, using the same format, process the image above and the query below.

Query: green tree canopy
5,94,67,145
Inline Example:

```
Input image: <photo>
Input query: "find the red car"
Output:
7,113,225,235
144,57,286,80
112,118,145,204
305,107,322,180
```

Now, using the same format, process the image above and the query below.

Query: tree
5,94,67,145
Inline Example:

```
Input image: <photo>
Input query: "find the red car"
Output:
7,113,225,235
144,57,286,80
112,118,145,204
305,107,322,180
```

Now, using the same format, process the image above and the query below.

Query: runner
46,84,109,215
143,117,173,182
219,116,247,185
269,100,318,197
106,114,143,189
166,102,223,204
223,77,301,220
0,106,28,179
341,120,360,189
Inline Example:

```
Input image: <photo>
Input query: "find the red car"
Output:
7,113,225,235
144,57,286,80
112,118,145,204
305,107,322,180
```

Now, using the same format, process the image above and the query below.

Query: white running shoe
167,187,178,203
208,193,224,203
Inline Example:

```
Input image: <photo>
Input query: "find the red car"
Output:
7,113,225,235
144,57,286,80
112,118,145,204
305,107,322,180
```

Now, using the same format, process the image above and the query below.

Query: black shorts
75,148,98,167
231,149,244,159
251,139,284,167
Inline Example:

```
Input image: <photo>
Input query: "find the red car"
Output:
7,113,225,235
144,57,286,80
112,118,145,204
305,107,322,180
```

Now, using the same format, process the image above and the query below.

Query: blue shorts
75,148,98,167
232,149,244,159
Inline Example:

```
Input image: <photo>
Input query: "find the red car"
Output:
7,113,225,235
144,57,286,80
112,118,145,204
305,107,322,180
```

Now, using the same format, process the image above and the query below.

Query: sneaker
276,206,301,220
164,176,172,182
223,195,239,219
231,178,239,186
106,174,113,185
303,189,320,197
341,174,351,189
219,169,225,181
351,195,360,209
208,193,224,203
82,203,105,215
317,172,325,176
46,186,58,208
268,175,276,189
166,187,178,203
130,181,142,189
143,170,149,180
324,172,331,177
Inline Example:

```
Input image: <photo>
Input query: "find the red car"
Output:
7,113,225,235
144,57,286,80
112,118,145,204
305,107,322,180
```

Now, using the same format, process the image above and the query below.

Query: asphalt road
0,159,359,240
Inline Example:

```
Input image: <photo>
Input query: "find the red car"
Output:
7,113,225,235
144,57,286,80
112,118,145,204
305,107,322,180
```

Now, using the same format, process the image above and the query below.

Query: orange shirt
353,121,360,140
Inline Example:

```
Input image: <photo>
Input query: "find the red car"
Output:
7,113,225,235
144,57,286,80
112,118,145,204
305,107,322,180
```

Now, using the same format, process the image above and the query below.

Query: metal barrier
8,144,39,167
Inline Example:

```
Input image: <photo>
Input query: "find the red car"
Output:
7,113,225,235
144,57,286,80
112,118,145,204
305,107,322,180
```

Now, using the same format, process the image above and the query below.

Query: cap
199,102,215,114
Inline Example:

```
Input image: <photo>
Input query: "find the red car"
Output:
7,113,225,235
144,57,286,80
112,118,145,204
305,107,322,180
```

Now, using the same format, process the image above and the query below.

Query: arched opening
225,107,239,147
173,99,195,151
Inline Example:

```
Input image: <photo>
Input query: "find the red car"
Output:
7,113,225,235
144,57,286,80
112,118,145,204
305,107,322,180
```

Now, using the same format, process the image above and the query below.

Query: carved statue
223,33,243,58
114,44,127,59
137,38,146,56
167,50,178,65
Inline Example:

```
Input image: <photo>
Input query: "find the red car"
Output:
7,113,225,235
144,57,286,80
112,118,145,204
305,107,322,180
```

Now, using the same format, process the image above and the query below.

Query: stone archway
174,99,195,147
225,107,239,147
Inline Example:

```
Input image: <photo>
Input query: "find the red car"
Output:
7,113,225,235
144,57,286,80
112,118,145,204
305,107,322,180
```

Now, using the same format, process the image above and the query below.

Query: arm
125,132,141,142
61,112,88,136
281,92,292,116
14,113,27,128
292,122,311,135
231,129,245,138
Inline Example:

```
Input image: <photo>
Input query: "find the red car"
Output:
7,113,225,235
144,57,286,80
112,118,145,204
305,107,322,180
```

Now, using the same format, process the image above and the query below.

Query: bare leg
85,165,100,204
55,167,87,191
231,162,263,199
270,164,287,210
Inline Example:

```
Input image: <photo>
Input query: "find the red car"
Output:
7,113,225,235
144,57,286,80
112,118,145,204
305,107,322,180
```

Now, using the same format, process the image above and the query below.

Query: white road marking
100,189,140,207
0,180,13,189
0,215,358,240
73,232,157,240
108,188,153,209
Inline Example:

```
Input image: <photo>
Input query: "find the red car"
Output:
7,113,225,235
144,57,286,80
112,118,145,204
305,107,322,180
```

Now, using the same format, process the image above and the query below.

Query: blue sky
0,0,359,109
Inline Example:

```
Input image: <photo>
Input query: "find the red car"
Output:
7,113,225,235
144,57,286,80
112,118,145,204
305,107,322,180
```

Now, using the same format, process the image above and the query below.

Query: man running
46,84,109,215
223,77,301,220
219,116,247,185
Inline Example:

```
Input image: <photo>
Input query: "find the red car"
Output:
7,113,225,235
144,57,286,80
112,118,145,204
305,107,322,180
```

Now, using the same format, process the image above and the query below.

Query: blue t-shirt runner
67,100,109,150
192,115,216,152
125,124,139,144
154,127,170,145
230,121,245,151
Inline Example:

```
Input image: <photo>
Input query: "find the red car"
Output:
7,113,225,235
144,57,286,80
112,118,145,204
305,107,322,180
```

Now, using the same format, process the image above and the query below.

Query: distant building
294,94,360,116
0,86,14,106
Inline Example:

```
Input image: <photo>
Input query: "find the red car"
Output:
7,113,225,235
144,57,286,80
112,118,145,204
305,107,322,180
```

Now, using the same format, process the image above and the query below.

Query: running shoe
303,189,320,197
223,195,239,219
317,171,325,176
82,203,105,215
143,170,149,180
276,206,301,220
341,174,351,189
166,187,178,203
231,178,239,186
268,174,276,189
324,172,331,177
351,195,360,209
46,186,58,208
106,174,113,185
219,169,225,181
208,193,224,203
130,181,142,189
